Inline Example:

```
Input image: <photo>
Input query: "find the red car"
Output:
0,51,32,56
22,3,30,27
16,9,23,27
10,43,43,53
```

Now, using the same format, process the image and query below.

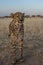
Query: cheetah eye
17,15,19,17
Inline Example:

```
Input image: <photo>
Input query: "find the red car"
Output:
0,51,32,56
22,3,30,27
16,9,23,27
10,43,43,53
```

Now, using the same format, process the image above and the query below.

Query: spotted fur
9,12,24,64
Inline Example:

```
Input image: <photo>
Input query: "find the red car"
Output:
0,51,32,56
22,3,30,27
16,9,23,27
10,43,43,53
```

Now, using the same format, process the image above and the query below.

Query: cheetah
9,12,24,64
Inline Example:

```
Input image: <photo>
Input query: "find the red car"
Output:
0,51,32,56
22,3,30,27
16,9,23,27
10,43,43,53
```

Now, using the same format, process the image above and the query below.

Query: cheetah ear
10,13,14,18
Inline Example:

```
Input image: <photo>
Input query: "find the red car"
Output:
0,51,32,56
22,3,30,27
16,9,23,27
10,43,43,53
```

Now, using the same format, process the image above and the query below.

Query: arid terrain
0,17,43,65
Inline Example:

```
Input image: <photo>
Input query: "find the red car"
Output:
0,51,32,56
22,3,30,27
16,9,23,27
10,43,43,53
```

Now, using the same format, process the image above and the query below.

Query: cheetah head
11,12,24,22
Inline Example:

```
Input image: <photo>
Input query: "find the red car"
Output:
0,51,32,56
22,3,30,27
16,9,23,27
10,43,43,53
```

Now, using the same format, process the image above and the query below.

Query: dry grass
0,17,43,65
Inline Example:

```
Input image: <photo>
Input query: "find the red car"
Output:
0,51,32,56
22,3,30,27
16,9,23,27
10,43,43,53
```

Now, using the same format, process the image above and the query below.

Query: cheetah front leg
17,34,24,62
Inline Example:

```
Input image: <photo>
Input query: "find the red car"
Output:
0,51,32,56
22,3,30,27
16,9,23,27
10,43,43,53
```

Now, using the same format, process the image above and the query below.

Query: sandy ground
0,17,43,65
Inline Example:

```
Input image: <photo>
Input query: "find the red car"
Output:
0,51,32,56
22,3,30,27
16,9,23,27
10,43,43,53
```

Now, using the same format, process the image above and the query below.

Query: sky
0,0,43,16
